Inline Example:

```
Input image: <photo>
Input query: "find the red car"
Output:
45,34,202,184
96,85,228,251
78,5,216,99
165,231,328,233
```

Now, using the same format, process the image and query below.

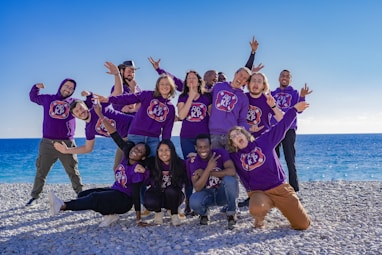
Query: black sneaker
238,197,250,207
227,214,237,230
25,197,38,207
199,215,209,225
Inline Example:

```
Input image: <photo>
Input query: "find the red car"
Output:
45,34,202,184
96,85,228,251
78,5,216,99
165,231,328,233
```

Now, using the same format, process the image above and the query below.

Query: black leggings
144,186,184,215
65,187,133,215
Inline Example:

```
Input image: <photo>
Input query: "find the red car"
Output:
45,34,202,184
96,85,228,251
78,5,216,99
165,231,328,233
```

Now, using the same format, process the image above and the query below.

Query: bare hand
148,56,161,70
300,83,313,97
134,164,146,173
53,141,67,153
188,86,198,100
36,83,45,89
252,63,265,73
265,93,276,107
93,101,103,118
249,36,259,53
81,90,91,97
294,101,310,112
207,152,221,172
93,94,109,103
104,61,119,75
249,124,264,133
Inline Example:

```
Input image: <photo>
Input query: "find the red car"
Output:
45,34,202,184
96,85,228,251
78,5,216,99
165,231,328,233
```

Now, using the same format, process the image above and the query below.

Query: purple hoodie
29,79,77,140
209,82,250,134
271,86,304,130
229,108,298,191
111,159,149,196
109,91,175,139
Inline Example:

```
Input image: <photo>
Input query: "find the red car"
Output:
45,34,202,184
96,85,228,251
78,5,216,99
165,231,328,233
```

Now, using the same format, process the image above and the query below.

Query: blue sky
1,0,381,138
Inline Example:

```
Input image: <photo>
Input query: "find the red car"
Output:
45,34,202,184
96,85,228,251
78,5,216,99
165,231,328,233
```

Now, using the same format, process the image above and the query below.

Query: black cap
119,60,140,70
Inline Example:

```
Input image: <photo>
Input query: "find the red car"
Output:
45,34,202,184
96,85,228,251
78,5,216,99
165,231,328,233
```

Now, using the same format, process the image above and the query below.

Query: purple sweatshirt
108,91,175,139
29,79,77,140
111,159,148,196
271,86,304,130
209,82,250,135
177,94,211,138
246,93,276,138
229,108,298,191
189,148,231,189
110,83,142,113
84,104,133,140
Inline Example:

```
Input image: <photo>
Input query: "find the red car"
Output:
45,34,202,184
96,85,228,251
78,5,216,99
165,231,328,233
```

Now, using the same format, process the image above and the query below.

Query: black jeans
275,129,299,192
65,187,133,215
144,186,184,214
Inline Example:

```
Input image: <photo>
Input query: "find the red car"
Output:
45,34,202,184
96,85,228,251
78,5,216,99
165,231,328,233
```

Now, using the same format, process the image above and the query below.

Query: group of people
27,37,313,231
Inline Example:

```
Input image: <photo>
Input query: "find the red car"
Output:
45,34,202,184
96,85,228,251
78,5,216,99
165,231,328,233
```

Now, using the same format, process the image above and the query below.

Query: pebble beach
1,181,381,255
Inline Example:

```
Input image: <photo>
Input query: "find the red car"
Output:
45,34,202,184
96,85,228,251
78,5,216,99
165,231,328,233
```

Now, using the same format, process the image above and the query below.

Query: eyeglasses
229,131,242,140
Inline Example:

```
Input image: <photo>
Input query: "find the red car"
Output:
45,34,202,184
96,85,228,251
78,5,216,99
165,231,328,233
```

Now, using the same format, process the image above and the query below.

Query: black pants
144,185,184,215
65,187,133,215
275,129,299,192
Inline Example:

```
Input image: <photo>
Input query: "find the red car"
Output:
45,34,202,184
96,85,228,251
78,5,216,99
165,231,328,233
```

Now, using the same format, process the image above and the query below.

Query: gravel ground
1,181,381,255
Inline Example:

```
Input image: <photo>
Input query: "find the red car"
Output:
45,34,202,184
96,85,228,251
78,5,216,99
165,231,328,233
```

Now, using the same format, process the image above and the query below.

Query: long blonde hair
153,74,176,99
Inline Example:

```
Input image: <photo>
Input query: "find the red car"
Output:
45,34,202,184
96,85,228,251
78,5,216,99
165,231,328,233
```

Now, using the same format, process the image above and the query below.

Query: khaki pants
248,183,310,230
31,138,83,198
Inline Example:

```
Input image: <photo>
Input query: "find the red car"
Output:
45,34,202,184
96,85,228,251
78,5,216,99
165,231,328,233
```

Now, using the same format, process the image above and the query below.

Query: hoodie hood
57,78,77,99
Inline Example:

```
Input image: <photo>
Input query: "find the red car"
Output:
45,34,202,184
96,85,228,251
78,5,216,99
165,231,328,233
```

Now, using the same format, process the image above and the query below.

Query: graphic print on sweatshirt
240,147,266,171
147,99,169,122
49,100,70,119
115,164,127,188
95,117,116,137
205,167,222,189
215,90,238,112
247,105,262,125
274,92,292,109
161,170,171,189
187,102,208,122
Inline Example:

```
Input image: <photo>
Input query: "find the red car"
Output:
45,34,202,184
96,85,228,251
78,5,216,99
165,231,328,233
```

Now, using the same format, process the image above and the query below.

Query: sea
1,134,381,184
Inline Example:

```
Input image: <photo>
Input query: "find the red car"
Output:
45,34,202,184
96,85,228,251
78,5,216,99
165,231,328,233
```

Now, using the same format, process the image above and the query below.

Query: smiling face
157,143,171,164
231,68,251,89
129,143,147,163
229,129,249,150
157,76,174,98
60,81,75,97
195,138,212,160
71,101,89,121
279,70,292,88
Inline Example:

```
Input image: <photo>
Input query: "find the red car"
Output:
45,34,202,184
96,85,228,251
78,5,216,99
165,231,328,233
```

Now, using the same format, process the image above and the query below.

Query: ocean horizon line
1,132,382,139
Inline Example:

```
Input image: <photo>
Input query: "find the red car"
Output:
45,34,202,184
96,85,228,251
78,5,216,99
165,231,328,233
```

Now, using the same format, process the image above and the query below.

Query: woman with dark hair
144,139,187,226
48,103,151,227
177,70,211,215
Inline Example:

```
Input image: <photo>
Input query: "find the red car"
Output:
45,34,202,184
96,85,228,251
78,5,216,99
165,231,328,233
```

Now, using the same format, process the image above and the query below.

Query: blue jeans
189,176,238,216
127,134,159,157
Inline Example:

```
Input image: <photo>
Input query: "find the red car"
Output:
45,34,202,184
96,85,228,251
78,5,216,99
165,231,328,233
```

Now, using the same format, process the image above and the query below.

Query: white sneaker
154,211,164,225
99,214,119,227
171,214,181,226
48,191,64,216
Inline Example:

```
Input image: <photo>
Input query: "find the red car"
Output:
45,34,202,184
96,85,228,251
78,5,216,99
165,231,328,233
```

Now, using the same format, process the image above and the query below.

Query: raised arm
105,61,123,97
265,93,284,122
244,36,259,69
148,56,184,92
